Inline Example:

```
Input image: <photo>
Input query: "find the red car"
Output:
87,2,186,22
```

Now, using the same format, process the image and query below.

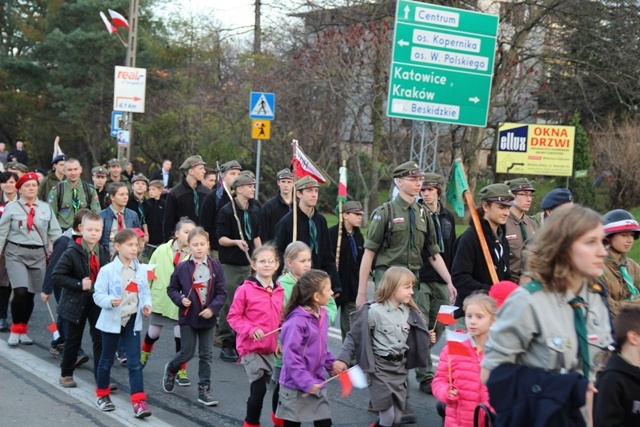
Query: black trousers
60,299,102,378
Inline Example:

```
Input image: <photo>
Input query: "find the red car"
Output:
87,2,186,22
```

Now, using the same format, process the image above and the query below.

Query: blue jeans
96,315,143,395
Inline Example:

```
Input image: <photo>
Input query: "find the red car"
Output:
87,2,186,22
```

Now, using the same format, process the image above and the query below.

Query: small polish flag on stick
140,263,158,281
45,301,60,340
108,9,130,29
446,330,473,358
434,305,458,328
337,365,368,397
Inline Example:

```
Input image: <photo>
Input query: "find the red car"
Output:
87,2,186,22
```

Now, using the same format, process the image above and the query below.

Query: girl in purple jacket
277,269,336,427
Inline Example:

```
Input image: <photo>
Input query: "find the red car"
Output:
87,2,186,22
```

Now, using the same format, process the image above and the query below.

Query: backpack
55,181,94,212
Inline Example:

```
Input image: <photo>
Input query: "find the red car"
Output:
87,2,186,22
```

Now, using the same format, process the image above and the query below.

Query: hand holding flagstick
45,301,60,341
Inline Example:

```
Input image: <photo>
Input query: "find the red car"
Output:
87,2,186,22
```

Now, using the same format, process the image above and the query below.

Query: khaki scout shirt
505,210,537,283
599,253,640,317
483,281,613,383
48,180,100,230
368,300,410,356
364,196,440,272
0,198,62,251
120,262,139,327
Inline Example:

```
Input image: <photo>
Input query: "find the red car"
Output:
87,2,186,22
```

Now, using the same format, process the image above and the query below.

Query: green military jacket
48,180,100,230
38,170,63,201
364,195,440,272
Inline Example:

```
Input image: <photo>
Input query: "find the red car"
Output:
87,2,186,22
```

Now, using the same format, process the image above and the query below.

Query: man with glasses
504,178,538,283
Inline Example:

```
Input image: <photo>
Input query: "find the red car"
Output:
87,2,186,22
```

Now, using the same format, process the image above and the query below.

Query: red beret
15,172,39,190
132,228,146,239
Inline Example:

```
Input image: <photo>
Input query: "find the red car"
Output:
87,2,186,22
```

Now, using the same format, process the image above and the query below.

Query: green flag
446,160,469,217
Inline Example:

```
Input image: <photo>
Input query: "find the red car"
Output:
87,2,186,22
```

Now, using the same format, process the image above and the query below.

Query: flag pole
335,160,346,269
292,140,298,242
457,161,499,284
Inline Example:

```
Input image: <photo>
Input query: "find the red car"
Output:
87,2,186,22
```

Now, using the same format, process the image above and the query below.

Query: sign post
387,0,499,127
250,93,276,199
113,65,146,160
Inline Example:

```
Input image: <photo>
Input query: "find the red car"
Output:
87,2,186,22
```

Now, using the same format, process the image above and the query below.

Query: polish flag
337,365,368,397
436,305,458,325
193,280,207,289
125,281,139,293
108,9,130,29
291,142,326,183
100,11,118,34
446,330,473,357
47,322,60,340
140,263,158,281
337,166,348,203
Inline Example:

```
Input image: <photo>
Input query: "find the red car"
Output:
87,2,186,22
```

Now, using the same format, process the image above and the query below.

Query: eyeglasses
256,259,277,265
514,193,535,199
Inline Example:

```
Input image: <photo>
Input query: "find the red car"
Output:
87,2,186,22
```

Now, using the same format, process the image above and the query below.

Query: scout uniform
483,281,613,383
38,154,67,201
92,166,109,210
216,173,260,361
599,209,640,317
199,160,243,251
258,168,293,244
127,174,149,225
415,173,456,391
504,178,538,283
364,162,440,284
48,178,100,231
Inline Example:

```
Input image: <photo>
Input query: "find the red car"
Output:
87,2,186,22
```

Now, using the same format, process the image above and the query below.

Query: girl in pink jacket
228,245,285,427
432,293,496,427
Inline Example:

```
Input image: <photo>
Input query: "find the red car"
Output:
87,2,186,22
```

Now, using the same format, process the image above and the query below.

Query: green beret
505,177,535,193
343,201,364,214
479,184,515,206
294,176,320,191
422,173,444,189
232,173,256,190
131,174,149,184
392,161,424,179
220,160,242,173
277,169,294,180
91,166,108,176
180,155,206,171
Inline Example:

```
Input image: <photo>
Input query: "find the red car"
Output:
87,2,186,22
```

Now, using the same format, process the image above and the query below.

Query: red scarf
117,212,124,231
76,237,100,282
26,203,35,233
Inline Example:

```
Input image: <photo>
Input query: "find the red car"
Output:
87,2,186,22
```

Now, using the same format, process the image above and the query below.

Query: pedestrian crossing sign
252,120,271,140
250,92,275,120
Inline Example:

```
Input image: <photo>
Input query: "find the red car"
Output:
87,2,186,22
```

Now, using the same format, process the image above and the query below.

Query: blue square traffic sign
250,92,275,120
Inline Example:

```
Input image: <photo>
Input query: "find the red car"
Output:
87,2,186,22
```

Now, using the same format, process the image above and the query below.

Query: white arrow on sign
404,5,410,19
397,39,409,47
469,96,480,104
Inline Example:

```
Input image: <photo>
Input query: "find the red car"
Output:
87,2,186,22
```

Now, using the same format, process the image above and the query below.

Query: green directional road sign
387,0,499,127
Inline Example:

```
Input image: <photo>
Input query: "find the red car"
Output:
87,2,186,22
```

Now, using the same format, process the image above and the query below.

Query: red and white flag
337,365,367,397
108,9,130,29
125,281,139,293
100,11,118,34
436,305,458,325
337,166,348,203
47,322,60,340
140,263,158,281
446,330,473,357
292,142,326,183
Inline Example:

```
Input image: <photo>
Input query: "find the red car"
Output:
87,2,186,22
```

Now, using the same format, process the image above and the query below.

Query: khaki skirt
276,385,331,422
5,243,46,293
369,356,408,411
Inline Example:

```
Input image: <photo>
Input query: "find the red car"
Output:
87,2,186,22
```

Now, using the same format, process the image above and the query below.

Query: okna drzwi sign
495,123,576,177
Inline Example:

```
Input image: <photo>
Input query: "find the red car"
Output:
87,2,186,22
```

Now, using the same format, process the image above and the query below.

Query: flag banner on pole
108,9,130,29
52,137,64,161
99,11,118,34
446,160,469,218
47,322,60,340
292,144,326,183
337,365,368,397
125,281,139,293
337,166,348,203
436,305,459,325
446,330,474,357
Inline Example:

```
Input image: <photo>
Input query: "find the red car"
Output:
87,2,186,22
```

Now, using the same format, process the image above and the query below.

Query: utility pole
119,0,139,161
254,0,261,55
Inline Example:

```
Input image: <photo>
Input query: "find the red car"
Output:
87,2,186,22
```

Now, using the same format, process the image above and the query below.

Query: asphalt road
0,285,444,426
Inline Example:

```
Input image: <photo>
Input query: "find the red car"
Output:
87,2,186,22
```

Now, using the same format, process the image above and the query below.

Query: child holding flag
228,245,285,427
277,269,336,427
164,227,226,406
140,219,195,388
432,293,496,427
93,229,152,418
53,212,110,388
271,242,338,426
334,266,434,427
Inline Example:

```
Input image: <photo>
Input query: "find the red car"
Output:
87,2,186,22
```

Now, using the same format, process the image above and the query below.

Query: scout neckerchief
568,295,590,380
71,187,81,212
619,261,640,300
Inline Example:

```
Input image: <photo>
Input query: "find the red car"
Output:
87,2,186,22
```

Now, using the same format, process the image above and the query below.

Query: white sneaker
19,334,33,345
7,332,19,346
